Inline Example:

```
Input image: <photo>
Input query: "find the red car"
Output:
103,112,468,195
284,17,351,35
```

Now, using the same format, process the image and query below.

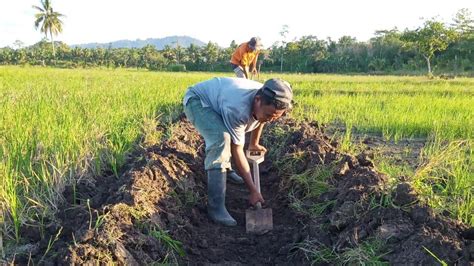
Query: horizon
1,0,473,48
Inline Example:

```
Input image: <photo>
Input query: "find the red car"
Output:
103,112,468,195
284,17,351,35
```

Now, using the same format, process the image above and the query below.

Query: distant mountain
72,35,206,49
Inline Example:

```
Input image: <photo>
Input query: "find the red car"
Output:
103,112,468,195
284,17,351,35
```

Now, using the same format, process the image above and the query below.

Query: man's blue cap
262,78,293,108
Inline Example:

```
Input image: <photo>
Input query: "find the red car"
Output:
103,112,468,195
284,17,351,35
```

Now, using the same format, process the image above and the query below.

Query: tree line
1,9,472,75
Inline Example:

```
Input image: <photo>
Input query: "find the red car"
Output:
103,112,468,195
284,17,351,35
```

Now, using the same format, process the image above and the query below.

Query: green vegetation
32,0,65,57
1,9,473,75
423,246,448,266
287,74,474,140
414,138,473,225
271,73,473,226
286,162,336,217
401,18,458,76
284,73,474,225
149,228,185,258
0,66,473,248
296,238,389,265
0,67,214,242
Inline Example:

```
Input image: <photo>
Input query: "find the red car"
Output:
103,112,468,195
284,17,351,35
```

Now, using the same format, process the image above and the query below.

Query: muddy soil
7,117,474,265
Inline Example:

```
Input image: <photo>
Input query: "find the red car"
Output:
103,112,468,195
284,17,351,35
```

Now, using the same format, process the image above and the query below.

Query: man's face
253,96,286,123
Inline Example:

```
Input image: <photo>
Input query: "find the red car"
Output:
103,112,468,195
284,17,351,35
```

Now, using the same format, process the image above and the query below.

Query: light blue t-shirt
183,77,262,145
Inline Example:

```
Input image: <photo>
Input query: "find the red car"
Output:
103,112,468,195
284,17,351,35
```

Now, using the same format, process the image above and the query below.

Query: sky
1,0,473,48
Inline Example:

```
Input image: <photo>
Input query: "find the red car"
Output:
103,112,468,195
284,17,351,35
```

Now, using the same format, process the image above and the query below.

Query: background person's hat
262,78,293,109
248,37,263,49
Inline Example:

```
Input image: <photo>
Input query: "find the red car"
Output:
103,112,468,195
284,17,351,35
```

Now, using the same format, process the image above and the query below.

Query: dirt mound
8,117,473,265
264,119,472,264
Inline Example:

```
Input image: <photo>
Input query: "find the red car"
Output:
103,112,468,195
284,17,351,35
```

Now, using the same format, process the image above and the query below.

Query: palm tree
33,0,65,57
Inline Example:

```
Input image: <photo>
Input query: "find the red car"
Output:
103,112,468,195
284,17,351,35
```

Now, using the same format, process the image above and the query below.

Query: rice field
0,66,473,243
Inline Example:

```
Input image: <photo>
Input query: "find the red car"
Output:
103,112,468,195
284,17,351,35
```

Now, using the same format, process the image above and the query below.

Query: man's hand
248,143,267,154
244,66,250,79
249,190,264,206
231,143,265,206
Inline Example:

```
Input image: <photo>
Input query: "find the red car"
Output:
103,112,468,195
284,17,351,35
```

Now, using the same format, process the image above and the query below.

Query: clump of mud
8,117,473,265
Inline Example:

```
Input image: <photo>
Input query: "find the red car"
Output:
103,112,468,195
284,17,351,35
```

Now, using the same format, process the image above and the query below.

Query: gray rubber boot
207,169,237,226
227,169,245,184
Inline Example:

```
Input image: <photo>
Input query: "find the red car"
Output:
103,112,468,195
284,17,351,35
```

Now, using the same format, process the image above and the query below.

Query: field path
179,163,307,264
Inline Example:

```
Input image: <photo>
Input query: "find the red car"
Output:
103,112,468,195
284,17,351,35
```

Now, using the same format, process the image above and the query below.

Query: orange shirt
230,42,259,69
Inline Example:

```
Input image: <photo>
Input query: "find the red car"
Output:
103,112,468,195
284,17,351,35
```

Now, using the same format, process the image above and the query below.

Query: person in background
230,37,263,79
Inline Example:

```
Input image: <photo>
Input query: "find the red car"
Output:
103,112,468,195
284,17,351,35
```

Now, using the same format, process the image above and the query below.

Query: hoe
245,150,273,234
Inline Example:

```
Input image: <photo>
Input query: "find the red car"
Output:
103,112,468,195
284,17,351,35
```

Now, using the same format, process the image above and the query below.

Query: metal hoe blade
245,151,273,234
246,204,273,234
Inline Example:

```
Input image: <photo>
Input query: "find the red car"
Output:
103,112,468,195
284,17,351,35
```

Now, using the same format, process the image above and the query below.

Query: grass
289,165,334,199
38,226,62,263
1,66,473,248
374,156,414,182
282,74,474,140
296,238,389,265
422,246,448,266
0,66,215,242
149,228,186,260
274,144,337,217
413,138,473,225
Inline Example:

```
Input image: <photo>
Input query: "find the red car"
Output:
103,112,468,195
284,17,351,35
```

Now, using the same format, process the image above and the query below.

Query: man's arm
243,66,250,79
248,123,267,152
250,52,259,73
231,143,264,205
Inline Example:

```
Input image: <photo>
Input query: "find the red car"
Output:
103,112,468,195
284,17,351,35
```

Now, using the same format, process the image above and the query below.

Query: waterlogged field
0,66,473,246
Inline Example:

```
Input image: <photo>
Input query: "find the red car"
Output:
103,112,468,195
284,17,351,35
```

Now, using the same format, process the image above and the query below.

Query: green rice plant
0,164,22,242
374,156,414,184
0,217,4,258
182,189,199,208
340,122,354,153
296,239,338,264
141,116,163,146
262,123,292,161
1,67,473,244
287,163,336,217
339,239,390,265
168,184,200,210
368,193,395,210
309,200,337,216
286,74,474,140
39,226,62,263
289,165,334,199
412,138,473,225
0,67,215,241
274,151,308,177
371,152,414,200
149,228,185,258
86,199,93,231
422,246,448,266
296,238,389,265
288,191,335,217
